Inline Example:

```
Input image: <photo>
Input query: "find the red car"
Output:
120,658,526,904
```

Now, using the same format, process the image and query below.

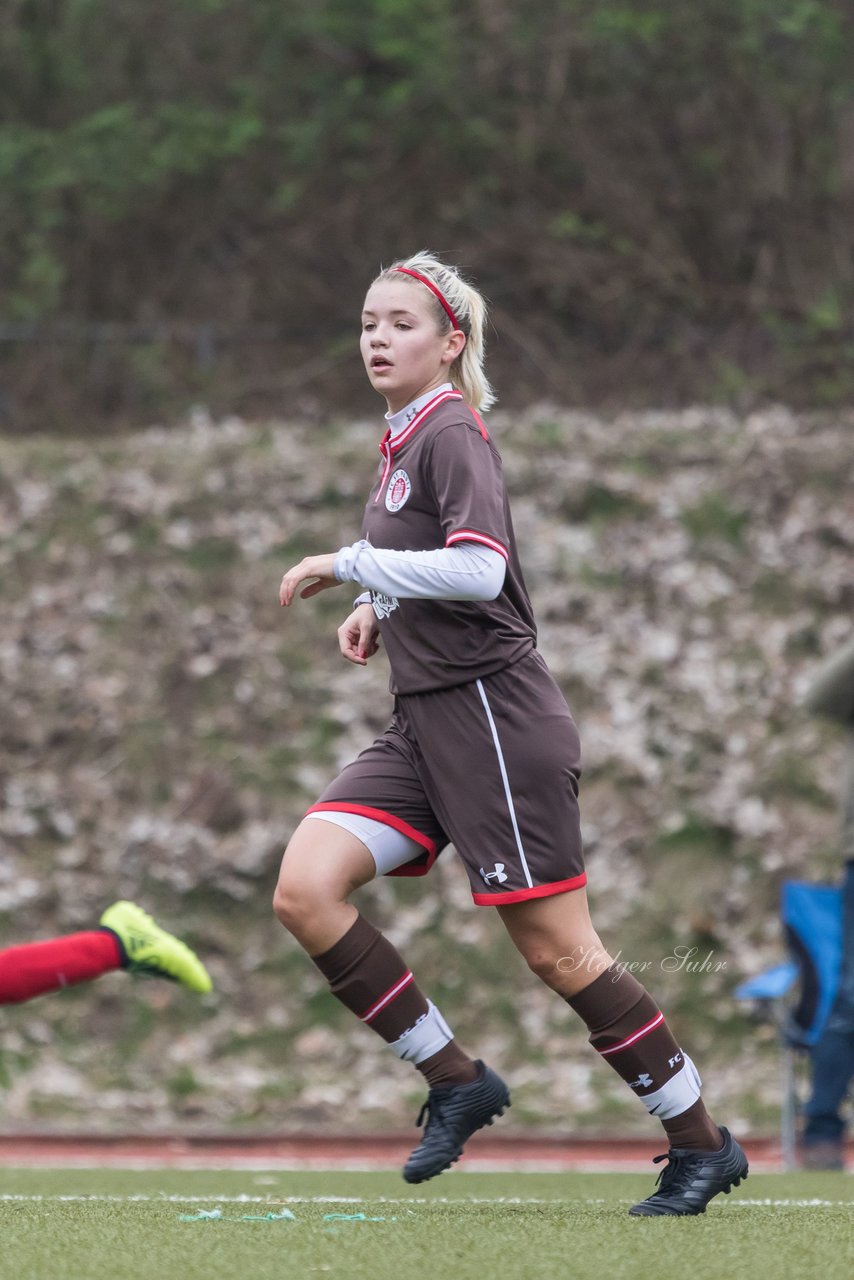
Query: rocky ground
0,403,851,1136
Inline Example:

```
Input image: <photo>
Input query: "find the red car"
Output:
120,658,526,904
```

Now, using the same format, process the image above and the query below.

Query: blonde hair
375,251,496,412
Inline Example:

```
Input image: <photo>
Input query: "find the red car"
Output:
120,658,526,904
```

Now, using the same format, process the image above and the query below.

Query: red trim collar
380,389,463,455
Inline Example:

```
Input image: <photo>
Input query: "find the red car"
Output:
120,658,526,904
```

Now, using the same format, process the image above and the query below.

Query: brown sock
567,965,722,1151
661,1099,724,1151
311,913,477,1088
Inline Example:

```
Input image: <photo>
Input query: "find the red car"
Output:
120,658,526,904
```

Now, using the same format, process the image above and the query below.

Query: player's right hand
338,603,381,666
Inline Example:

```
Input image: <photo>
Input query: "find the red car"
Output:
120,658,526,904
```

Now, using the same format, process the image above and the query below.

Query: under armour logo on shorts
479,863,509,885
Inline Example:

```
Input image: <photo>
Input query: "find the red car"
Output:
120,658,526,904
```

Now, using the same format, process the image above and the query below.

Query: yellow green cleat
100,901,212,993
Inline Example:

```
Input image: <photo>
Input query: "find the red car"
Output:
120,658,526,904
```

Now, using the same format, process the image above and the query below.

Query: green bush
2,0,853,426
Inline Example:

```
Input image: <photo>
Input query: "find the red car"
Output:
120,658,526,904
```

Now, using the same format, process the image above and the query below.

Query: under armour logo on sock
629,1073,654,1090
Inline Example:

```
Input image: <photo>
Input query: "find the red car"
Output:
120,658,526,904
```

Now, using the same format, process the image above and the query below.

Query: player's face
360,279,464,414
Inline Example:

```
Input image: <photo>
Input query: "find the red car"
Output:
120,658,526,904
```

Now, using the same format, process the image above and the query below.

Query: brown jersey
361,390,536,694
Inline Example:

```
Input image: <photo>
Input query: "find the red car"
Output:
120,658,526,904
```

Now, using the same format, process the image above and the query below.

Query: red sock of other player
0,931,122,1004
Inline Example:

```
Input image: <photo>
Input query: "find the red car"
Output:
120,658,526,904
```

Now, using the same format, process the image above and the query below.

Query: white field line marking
5,1194,550,1204
1,1194,852,1209
729,1198,854,1208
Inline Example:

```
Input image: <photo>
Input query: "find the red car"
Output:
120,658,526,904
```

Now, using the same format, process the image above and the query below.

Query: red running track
0,1133,831,1172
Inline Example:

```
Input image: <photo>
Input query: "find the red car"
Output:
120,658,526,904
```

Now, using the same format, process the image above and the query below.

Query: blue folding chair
735,879,843,1168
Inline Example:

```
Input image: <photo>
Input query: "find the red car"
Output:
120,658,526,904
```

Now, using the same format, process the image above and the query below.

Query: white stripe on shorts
475,678,534,889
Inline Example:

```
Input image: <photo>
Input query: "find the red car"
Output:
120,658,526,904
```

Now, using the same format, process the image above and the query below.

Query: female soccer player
275,252,747,1216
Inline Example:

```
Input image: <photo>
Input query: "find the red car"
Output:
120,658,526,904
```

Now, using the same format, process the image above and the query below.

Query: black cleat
403,1062,510,1184
629,1127,749,1216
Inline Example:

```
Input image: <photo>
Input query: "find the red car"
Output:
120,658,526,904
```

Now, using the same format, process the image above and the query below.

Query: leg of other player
0,903,211,1002
0,931,123,1004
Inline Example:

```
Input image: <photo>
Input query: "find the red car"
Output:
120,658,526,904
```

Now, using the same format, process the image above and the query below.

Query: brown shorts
307,649,586,905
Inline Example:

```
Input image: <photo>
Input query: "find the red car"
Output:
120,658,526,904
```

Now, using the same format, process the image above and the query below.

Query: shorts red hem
304,802,439,877
471,872,587,906
385,854,439,878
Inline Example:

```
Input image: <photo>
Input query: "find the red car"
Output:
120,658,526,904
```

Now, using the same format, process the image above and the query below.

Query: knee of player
521,945,562,985
272,874,313,932
272,869,341,933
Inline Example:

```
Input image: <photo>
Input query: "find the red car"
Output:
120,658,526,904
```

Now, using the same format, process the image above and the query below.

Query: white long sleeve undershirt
335,540,506,602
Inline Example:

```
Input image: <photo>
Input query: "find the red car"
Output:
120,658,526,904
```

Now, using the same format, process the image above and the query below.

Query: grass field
1,1167,852,1280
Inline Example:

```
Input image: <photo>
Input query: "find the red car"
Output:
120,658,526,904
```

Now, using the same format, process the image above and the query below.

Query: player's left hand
279,553,341,606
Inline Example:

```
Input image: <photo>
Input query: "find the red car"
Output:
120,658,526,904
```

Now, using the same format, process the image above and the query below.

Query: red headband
394,266,462,331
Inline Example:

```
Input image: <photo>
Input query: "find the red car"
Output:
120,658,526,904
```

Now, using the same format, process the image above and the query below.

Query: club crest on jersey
372,593,399,620
385,469,412,512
